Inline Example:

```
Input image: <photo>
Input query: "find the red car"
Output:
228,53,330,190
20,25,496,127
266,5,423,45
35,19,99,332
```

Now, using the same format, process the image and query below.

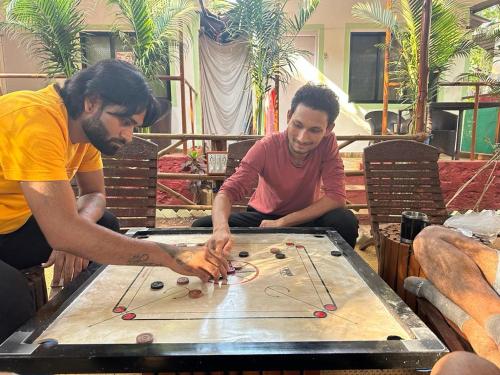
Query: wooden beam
179,32,187,153
157,182,196,205
382,0,392,135
471,84,480,160
415,0,432,133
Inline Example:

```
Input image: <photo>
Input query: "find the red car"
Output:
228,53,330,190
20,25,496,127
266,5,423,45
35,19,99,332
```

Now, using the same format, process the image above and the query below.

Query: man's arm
22,180,226,281
208,192,233,256
44,170,107,287
260,195,345,227
75,170,106,223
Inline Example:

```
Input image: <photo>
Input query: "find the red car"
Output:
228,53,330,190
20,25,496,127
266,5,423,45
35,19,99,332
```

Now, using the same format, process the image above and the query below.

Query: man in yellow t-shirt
0,59,228,343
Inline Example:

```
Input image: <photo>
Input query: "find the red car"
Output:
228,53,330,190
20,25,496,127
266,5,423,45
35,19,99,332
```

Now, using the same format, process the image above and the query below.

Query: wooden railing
135,133,427,212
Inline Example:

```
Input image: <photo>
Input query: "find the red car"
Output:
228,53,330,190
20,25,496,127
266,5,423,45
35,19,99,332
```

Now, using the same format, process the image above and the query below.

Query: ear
327,122,335,131
287,110,292,123
83,96,101,114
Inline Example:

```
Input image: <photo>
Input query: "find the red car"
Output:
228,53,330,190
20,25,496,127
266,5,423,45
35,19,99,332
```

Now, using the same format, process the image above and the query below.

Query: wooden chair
363,140,448,248
363,140,473,351
102,136,158,230
224,139,257,208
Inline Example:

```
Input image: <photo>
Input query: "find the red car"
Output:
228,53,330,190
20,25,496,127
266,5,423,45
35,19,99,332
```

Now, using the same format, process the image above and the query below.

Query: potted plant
181,148,212,204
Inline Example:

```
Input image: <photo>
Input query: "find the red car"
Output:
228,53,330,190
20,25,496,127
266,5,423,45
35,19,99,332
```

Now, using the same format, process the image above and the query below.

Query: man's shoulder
0,85,65,120
257,131,286,149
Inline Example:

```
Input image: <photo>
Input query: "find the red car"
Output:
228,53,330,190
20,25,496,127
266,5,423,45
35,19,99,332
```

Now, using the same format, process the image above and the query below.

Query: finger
82,258,90,270
63,253,76,286
52,252,65,287
42,251,56,268
207,247,229,274
222,239,233,258
202,264,220,282
74,256,84,277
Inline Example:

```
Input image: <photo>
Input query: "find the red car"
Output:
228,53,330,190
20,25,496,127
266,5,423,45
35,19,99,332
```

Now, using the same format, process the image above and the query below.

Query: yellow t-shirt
0,85,103,234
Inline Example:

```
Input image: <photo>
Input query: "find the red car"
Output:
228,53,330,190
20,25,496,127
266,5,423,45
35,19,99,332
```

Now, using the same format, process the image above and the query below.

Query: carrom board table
0,228,446,373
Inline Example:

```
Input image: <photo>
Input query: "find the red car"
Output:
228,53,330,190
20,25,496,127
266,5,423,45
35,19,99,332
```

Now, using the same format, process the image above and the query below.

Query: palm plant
107,0,198,81
352,0,474,132
0,0,86,78
460,20,500,96
223,0,320,134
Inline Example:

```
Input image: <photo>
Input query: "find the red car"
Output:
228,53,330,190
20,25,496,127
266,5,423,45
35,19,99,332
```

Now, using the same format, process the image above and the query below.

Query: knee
191,216,213,227
318,208,359,247
431,352,497,375
413,225,442,262
97,210,120,232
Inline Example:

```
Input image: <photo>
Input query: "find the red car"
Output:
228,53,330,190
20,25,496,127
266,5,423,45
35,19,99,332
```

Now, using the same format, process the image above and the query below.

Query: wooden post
382,0,392,135
470,83,480,160
274,76,280,132
189,87,195,149
179,32,188,153
415,0,432,133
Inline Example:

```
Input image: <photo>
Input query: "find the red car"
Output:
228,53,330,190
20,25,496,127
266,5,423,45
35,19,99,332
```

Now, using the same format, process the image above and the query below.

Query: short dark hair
57,59,161,127
290,83,340,125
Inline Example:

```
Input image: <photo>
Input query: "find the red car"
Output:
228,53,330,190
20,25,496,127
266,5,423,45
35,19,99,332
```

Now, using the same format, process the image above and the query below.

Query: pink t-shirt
219,130,346,216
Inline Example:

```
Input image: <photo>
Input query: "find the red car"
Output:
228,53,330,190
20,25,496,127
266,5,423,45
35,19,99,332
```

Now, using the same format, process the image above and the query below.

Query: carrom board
0,228,446,373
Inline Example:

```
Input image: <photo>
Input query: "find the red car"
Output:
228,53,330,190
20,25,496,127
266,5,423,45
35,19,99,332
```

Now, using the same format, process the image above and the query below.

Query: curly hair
290,83,340,125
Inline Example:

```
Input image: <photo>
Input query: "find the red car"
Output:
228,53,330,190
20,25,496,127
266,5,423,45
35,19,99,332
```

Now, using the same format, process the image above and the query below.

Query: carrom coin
239,250,249,257
177,277,189,285
136,332,154,344
150,281,164,290
275,253,286,259
270,247,281,254
189,289,203,299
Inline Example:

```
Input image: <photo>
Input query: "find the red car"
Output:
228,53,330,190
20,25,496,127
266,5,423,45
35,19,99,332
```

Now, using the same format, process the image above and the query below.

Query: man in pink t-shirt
193,84,358,250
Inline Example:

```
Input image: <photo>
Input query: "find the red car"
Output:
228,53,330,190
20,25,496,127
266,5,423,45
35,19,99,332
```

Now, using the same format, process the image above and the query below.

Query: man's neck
68,117,88,144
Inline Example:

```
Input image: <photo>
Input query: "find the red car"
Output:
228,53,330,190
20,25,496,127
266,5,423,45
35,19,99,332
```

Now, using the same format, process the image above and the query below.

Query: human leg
303,207,359,248
412,226,500,330
431,352,499,375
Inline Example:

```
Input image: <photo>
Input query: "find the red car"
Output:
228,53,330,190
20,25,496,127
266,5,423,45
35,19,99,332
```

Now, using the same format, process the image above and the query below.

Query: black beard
82,115,124,156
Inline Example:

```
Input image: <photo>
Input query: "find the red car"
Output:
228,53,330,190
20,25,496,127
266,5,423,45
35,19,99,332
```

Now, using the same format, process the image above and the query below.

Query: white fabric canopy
199,34,253,135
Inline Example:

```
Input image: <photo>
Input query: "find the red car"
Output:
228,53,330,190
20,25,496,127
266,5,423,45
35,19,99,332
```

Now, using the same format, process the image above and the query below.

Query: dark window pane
348,32,400,103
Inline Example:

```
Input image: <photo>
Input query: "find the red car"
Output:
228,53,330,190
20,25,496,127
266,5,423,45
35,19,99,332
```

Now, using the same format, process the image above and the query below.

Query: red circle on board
313,311,327,318
122,312,136,320
296,245,305,249
113,306,126,313
286,242,294,246
324,304,337,311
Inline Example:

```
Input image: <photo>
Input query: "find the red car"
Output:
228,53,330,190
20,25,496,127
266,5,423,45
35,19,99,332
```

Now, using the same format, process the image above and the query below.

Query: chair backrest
225,139,257,205
364,111,399,134
363,140,448,245
225,139,257,177
102,136,158,230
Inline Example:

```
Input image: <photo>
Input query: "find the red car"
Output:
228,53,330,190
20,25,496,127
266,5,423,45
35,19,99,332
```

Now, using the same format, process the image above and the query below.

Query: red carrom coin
136,332,154,344
188,289,203,299
270,247,281,254
286,242,294,246
313,311,327,318
113,306,126,313
177,277,190,285
122,312,136,320
324,303,337,311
